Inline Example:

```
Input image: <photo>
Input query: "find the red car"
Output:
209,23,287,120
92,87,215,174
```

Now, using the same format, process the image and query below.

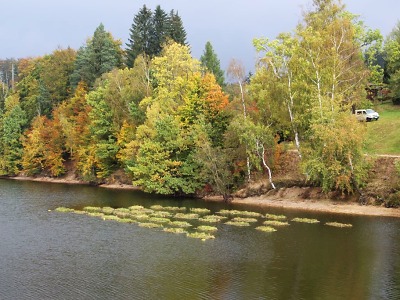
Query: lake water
1,179,400,300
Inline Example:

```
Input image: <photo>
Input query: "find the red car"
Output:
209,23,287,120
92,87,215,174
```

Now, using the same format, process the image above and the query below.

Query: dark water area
1,179,400,300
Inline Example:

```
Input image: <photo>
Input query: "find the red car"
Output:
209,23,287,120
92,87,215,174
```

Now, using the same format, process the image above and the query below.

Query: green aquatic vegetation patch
72,210,87,215
163,227,187,234
231,217,258,223
174,213,199,220
162,206,186,212
150,211,173,218
138,222,163,228
83,206,102,213
150,205,165,211
199,215,227,223
169,221,192,228
129,205,145,210
148,217,171,224
217,209,261,217
116,218,135,224
190,208,211,214
265,213,287,220
55,207,75,213
325,222,353,228
256,226,277,232
225,221,251,227
197,225,218,232
87,212,105,218
291,217,320,224
131,214,150,221
186,232,215,240
263,220,290,226
102,215,120,221
101,207,115,215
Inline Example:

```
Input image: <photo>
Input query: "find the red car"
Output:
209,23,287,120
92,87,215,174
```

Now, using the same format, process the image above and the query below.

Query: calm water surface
1,179,400,300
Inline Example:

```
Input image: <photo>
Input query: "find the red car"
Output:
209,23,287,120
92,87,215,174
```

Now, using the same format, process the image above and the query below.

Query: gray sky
1,0,399,72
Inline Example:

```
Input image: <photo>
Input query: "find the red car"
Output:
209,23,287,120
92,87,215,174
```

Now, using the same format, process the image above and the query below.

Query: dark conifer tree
167,10,187,46
151,5,169,57
200,41,225,86
125,5,153,68
71,23,122,89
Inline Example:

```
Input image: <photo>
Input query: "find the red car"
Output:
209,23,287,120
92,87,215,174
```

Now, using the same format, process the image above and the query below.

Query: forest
0,0,399,201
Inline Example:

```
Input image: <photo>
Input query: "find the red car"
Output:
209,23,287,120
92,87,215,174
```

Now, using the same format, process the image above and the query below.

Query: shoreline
3,176,400,218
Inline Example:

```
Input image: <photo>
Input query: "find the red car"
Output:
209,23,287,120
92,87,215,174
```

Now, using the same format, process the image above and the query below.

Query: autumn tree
296,0,368,193
0,94,27,175
130,42,229,196
200,41,225,87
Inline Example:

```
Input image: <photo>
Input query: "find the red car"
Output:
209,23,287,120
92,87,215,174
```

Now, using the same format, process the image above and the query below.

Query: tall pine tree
167,10,187,46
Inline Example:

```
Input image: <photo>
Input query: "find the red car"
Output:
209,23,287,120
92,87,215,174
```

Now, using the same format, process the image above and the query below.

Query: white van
355,109,380,122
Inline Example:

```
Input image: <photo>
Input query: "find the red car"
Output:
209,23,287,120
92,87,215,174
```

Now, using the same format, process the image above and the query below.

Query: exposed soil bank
205,188,400,218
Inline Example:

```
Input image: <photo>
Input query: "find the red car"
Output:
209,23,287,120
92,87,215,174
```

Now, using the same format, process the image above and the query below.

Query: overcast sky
1,0,399,72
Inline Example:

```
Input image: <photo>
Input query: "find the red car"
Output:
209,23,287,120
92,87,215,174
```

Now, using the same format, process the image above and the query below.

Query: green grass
364,103,400,155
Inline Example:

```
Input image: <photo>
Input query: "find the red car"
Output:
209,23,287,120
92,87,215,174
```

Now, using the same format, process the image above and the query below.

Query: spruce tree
167,10,187,46
71,23,122,88
200,41,225,86
151,5,169,57
125,5,153,68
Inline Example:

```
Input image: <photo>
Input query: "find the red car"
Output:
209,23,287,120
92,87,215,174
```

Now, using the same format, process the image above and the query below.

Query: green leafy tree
0,94,27,175
71,23,123,89
200,41,225,86
385,22,400,102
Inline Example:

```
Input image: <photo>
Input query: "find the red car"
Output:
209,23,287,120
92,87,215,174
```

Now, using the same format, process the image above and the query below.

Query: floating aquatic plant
148,217,171,224
102,215,120,221
231,217,258,223
101,207,115,215
255,226,277,232
87,212,104,218
217,209,261,217
163,227,187,234
197,225,218,232
114,208,131,214
116,218,135,224
265,213,287,220
150,205,165,211
150,211,173,218
138,222,163,228
325,222,353,228
291,218,320,224
131,214,150,221
263,220,290,227
186,232,215,240
198,215,227,223
83,206,102,213
169,221,192,228
190,208,211,214
224,221,251,227
55,207,74,213
163,206,186,212
174,213,199,220
129,205,144,210
72,210,87,215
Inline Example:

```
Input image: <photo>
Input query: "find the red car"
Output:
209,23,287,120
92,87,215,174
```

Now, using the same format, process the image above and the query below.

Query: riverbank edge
3,175,400,218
